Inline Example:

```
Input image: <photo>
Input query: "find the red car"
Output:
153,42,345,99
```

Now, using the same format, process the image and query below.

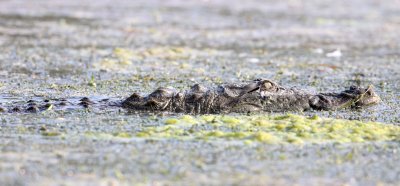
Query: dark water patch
0,13,97,26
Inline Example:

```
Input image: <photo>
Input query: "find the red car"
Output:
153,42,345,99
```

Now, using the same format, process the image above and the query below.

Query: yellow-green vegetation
84,132,133,140
133,114,400,144
95,48,134,71
88,75,97,87
41,131,62,137
94,47,217,71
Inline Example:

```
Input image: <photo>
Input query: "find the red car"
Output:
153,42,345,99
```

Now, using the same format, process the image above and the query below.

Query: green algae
164,118,179,125
113,132,132,138
88,75,97,87
133,114,400,144
77,114,400,144
41,131,62,137
84,132,133,140
93,47,213,71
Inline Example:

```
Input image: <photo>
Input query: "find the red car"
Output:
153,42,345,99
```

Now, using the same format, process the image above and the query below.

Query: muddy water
1,0,400,185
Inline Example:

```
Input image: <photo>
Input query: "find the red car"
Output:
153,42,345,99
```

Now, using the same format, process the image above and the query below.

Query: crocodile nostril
27,100,35,103
59,102,67,106
79,97,94,107
11,107,21,112
26,106,40,113
80,97,91,102
27,102,37,107
79,101,91,108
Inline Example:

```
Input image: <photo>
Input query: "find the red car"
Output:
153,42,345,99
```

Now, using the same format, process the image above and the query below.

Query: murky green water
1,0,400,185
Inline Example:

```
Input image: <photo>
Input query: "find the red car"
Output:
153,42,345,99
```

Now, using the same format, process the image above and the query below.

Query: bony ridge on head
352,85,381,108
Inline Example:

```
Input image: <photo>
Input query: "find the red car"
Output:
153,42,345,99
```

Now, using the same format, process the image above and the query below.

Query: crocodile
0,79,380,114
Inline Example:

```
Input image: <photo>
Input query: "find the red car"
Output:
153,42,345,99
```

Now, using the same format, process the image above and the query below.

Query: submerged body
0,79,380,114
121,79,381,114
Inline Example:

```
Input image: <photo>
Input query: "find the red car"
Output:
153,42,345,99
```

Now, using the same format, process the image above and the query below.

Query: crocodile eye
260,82,273,91
265,82,273,88
349,86,357,90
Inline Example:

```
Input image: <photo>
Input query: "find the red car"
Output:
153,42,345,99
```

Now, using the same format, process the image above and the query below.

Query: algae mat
83,114,400,145
136,114,400,144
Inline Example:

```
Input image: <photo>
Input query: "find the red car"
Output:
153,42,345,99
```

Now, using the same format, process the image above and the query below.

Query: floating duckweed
224,132,248,139
84,132,114,139
253,132,278,144
81,114,400,145
113,48,135,61
287,123,311,132
275,124,287,131
165,118,179,125
41,131,61,137
96,59,128,71
136,131,152,137
297,131,312,139
328,123,345,132
221,116,241,124
180,115,198,124
206,130,225,137
200,115,216,122
113,132,132,138
253,119,271,127
350,136,365,142
308,115,320,120
286,136,303,144
278,154,287,160
274,115,291,120
243,140,253,145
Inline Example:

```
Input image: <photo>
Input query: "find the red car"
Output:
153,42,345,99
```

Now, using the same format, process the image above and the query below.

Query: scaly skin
0,79,381,114
121,79,381,114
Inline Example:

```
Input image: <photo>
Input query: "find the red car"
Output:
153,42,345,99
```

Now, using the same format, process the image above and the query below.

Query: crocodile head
344,85,381,108
311,85,381,110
